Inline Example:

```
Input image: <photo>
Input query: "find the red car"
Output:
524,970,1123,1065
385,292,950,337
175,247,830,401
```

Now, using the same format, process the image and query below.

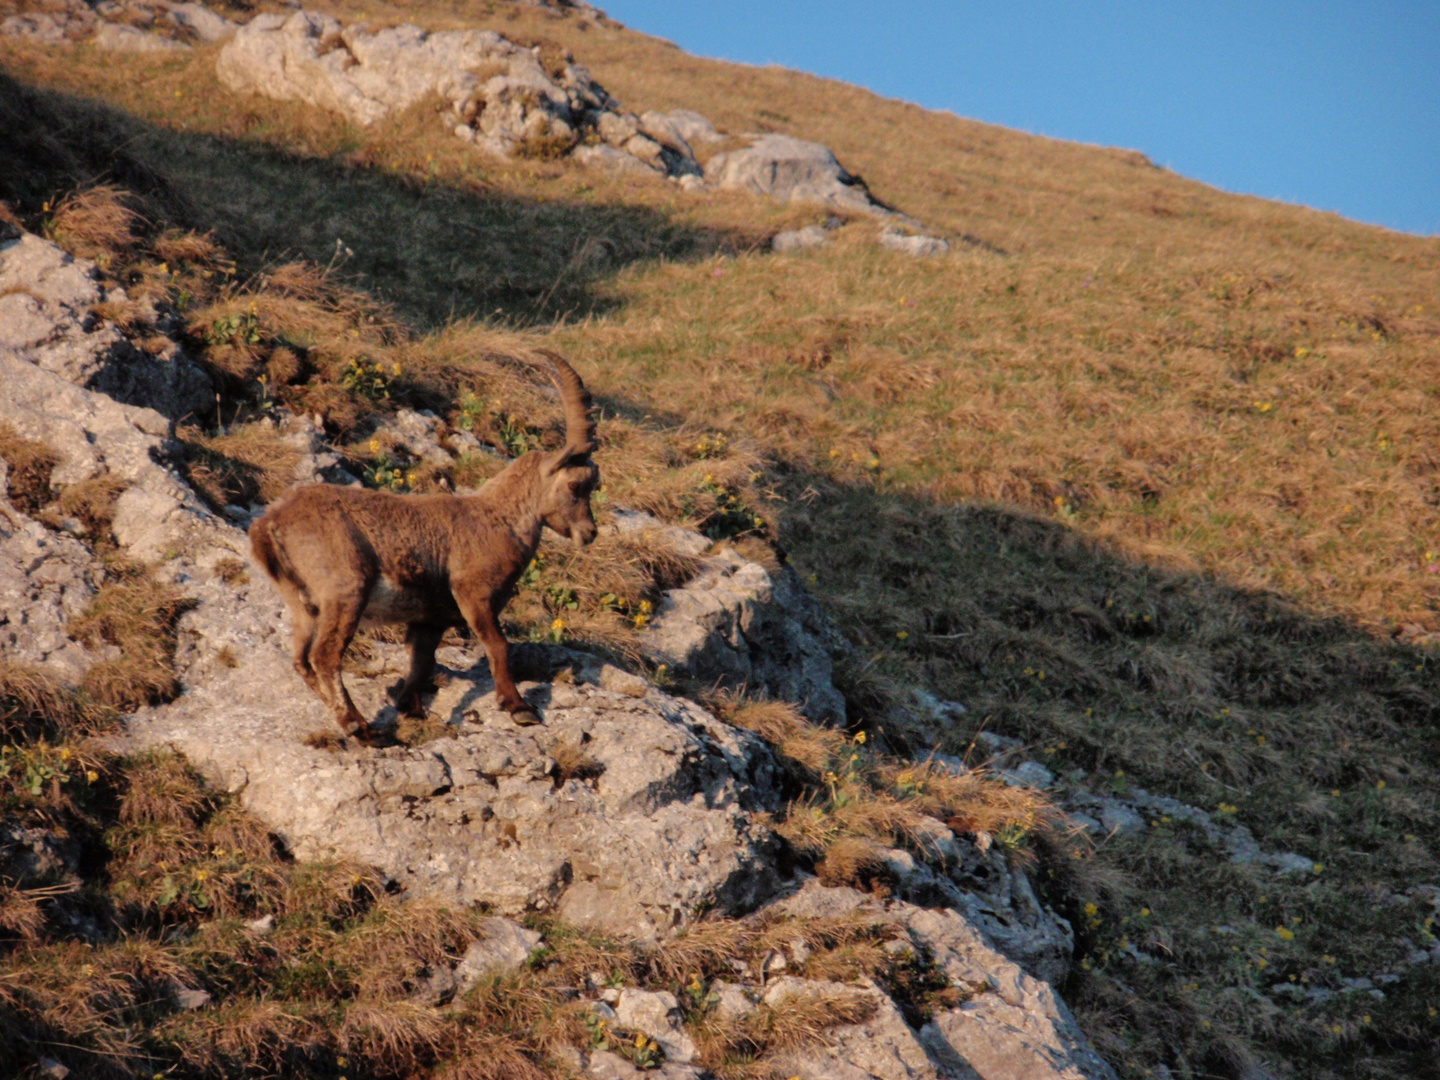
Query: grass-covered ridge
2,2,1439,1077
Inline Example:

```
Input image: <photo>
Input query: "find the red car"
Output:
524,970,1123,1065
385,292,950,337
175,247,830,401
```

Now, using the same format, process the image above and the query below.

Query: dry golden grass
46,182,138,256
0,661,114,742
0,420,59,513
69,573,190,709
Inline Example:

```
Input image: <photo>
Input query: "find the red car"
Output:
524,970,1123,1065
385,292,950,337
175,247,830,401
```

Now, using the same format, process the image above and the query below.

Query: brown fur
248,354,598,742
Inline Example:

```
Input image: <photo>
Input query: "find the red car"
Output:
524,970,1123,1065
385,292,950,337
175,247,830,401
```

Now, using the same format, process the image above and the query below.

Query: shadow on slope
0,68,747,328
776,471,1440,1079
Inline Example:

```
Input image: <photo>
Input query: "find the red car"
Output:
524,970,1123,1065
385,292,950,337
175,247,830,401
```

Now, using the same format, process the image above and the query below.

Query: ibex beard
248,351,599,744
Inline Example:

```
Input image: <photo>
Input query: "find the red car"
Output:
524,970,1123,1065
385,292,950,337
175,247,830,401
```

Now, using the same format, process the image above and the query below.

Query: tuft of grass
51,473,127,540
0,662,115,743
45,183,138,258
0,421,59,514
69,573,191,710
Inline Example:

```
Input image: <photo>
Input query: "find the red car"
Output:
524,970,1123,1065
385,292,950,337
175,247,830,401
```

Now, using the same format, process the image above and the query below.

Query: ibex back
248,351,599,743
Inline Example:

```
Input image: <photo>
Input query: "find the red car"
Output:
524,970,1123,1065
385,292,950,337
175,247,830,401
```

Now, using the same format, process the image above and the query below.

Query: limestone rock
624,514,847,725
215,8,705,179
766,881,1115,1080
574,143,661,176
704,134,894,218
614,988,696,1063
999,761,1054,789
454,916,543,986
661,109,724,146
121,583,788,937
0,231,213,422
586,1051,705,1080
0,502,109,682
879,227,950,257
1,345,233,567
1,0,236,49
772,224,830,252
0,0,94,43
764,975,936,1080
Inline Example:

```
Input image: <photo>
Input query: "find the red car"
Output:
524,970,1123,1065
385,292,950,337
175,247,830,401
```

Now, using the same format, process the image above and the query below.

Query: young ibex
248,351,599,743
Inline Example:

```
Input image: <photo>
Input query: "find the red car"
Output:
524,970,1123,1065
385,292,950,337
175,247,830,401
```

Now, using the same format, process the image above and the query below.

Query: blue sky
600,2,1440,237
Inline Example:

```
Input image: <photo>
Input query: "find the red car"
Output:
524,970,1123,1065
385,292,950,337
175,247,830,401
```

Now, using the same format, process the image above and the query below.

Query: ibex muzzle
249,351,599,743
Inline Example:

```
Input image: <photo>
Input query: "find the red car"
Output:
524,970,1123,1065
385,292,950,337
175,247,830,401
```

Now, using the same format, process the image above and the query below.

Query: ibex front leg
391,622,444,718
457,589,541,726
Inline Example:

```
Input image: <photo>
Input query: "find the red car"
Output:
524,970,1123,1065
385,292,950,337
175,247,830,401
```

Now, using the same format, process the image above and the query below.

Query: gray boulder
660,109,724,146
704,134,893,218
614,988,697,1063
574,143,662,176
772,224,830,252
453,916,543,987
879,226,950,257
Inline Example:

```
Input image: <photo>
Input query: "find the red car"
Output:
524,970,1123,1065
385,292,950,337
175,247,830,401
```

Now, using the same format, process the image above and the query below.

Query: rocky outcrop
6,1,952,251
214,9,705,181
125,621,789,938
0,231,213,422
1,0,236,49
757,880,1116,1080
609,509,848,724
0,220,1107,1076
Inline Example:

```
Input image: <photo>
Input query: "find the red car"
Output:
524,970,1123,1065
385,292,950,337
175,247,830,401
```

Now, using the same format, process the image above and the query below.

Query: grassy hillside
3,2,1439,1077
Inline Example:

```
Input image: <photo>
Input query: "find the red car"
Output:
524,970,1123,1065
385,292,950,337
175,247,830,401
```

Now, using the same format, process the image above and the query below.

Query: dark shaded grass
0,67,750,329
778,475,1440,1079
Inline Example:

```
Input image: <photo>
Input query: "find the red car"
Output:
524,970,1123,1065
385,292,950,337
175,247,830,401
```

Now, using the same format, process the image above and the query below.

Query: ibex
248,351,599,743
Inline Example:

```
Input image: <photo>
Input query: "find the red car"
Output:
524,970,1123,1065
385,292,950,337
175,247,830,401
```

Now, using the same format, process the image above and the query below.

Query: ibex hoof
509,706,543,727
349,724,396,747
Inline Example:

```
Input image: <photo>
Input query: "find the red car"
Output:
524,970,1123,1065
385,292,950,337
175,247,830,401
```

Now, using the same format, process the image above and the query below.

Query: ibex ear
543,443,595,476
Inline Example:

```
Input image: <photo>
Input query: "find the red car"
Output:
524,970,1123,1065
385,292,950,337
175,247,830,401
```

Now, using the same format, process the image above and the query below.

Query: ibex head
536,350,600,546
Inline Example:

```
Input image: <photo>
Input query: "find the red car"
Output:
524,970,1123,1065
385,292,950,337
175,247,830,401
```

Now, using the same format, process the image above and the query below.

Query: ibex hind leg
308,596,380,741
391,623,444,718
271,578,322,695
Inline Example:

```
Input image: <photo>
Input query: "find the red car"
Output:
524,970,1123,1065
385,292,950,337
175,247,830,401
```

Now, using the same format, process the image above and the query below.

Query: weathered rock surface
879,226,950,257
705,134,900,220
0,220,1111,1078
125,594,788,938
1,0,236,49
614,988,697,1063
0,486,109,682
453,916,543,987
214,8,709,181
612,509,848,725
0,231,213,422
767,880,1117,1080
765,974,936,1080
772,223,831,252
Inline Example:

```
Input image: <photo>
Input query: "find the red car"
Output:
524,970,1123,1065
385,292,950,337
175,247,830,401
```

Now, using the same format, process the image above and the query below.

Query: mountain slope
2,3,1439,1078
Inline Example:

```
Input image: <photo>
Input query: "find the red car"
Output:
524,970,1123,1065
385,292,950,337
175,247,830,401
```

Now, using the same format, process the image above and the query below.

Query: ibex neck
462,452,548,545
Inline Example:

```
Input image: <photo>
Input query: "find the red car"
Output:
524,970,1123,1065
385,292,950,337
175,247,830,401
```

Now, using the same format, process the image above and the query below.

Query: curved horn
538,349,596,455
